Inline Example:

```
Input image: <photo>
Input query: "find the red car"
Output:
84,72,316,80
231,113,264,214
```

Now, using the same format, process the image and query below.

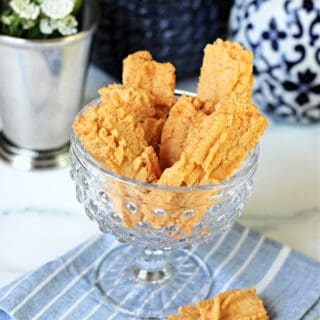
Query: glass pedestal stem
94,245,211,318
133,249,172,283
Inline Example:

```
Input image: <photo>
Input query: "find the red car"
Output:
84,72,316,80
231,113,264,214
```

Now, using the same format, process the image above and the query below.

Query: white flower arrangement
40,0,74,20
10,0,40,20
0,0,82,38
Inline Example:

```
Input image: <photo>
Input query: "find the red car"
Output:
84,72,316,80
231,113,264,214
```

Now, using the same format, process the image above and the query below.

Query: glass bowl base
94,244,212,319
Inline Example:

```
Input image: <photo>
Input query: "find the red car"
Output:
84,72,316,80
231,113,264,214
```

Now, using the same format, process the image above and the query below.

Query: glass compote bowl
70,92,260,319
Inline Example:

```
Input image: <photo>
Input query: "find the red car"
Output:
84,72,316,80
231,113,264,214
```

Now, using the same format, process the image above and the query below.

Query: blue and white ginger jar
229,0,320,124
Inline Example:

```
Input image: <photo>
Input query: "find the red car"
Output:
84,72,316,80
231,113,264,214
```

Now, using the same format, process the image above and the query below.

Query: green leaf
27,25,44,39
73,0,83,14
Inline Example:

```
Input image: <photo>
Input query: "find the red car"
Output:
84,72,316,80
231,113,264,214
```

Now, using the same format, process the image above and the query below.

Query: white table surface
0,65,319,288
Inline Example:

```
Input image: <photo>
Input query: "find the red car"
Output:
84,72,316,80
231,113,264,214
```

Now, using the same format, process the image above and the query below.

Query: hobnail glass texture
70,95,259,318
70,137,257,250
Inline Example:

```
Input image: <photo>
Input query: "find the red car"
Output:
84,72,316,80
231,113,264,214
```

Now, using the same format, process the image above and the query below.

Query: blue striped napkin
0,223,319,320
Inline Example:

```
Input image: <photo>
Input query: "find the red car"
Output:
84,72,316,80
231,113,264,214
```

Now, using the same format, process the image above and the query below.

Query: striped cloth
0,223,319,320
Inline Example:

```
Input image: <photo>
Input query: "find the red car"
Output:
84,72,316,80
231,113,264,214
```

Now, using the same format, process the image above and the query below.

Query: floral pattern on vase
229,0,320,124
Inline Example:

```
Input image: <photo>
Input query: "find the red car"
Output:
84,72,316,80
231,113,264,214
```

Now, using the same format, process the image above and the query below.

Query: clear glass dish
70,91,260,319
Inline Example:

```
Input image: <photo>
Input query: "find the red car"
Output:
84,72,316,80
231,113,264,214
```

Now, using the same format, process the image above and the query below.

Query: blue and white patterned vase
229,0,320,124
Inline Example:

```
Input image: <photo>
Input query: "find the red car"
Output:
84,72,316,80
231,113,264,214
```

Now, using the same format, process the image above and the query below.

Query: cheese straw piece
166,288,269,320
123,50,176,108
73,100,161,183
158,92,267,187
197,38,253,104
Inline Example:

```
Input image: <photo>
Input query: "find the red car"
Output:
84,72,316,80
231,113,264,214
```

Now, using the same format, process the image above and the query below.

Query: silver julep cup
0,0,99,170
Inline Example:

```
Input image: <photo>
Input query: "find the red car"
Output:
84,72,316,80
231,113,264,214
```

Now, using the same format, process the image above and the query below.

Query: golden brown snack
158,92,267,187
167,305,201,320
107,93,265,234
122,50,176,107
209,106,267,181
141,117,165,151
73,103,160,183
197,38,253,104
98,84,156,120
160,39,258,178
159,95,217,170
74,39,267,236
147,90,266,233
98,83,165,149
197,295,221,320
166,288,269,320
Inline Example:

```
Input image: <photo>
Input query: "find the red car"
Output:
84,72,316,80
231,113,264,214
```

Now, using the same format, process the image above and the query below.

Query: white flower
39,17,58,34
1,15,14,25
40,0,74,20
22,18,36,29
57,15,78,36
9,0,40,20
